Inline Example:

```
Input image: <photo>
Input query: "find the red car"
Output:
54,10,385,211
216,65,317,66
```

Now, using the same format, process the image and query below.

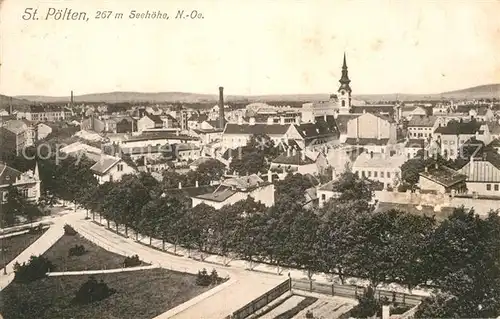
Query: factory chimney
218,86,225,129
70,90,74,106
9,97,13,115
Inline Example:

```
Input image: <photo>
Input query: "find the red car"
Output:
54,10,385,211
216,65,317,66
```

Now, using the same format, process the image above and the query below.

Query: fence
291,279,423,306
230,278,292,319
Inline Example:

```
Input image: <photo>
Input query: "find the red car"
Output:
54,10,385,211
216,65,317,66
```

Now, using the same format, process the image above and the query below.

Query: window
381,172,384,178
487,184,492,191
321,194,326,201
21,188,29,198
374,171,378,178
387,172,391,178
117,164,123,172
368,171,371,177
495,184,499,191
362,171,366,178
341,100,345,107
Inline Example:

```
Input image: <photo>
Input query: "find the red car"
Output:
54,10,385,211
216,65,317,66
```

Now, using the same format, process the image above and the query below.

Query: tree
195,159,226,184
229,134,280,175
13,255,55,283
275,173,317,203
330,170,373,203
73,276,116,304
181,203,214,258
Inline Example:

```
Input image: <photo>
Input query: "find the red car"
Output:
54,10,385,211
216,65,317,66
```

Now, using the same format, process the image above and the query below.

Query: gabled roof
408,115,437,127
188,113,208,122
223,123,291,136
90,157,121,175
2,120,28,134
487,122,500,135
351,105,395,115
0,163,22,185
419,165,467,187
457,151,500,182
335,114,361,134
344,138,390,146
405,139,425,148
271,152,315,165
145,112,163,125
434,120,482,135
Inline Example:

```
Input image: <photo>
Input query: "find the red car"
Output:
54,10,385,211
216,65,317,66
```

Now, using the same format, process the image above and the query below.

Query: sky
1,0,500,97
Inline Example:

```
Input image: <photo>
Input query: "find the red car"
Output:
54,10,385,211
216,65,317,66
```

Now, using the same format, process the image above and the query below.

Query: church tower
338,53,352,114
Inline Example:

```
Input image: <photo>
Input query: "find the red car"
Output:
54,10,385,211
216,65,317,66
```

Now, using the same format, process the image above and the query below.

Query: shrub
73,276,116,304
13,255,55,283
123,255,141,268
63,224,77,236
196,268,222,286
350,286,381,318
28,224,44,234
68,244,86,257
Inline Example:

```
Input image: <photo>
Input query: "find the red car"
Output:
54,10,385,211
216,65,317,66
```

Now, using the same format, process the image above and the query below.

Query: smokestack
9,97,13,115
70,90,74,106
218,86,225,129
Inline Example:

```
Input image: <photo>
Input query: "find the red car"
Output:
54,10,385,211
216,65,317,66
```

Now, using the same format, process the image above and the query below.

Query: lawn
0,268,215,319
42,233,145,271
0,228,47,268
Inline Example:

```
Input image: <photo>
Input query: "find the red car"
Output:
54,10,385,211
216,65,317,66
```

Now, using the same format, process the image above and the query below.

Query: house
487,122,500,140
81,116,106,133
174,143,201,162
352,152,406,189
191,174,274,209
0,162,41,203
401,106,428,120
187,113,209,130
433,120,491,160
285,115,340,151
407,115,437,140
145,105,163,116
17,105,72,122
190,128,223,145
469,107,495,122
457,152,500,197
36,122,53,140
137,113,164,132
270,149,320,176
160,114,178,129
317,180,342,207
189,157,225,170
120,131,200,148
418,164,467,194
60,142,136,184
221,120,292,149
119,145,167,161
0,121,29,153
405,139,425,159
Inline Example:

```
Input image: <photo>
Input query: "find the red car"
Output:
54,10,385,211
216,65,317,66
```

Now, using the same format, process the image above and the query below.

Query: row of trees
4,137,500,317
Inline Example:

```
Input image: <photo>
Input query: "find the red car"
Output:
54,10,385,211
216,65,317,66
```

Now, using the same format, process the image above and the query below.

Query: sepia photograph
1,0,500,318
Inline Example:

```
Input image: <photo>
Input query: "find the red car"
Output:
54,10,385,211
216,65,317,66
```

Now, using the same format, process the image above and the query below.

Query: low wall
374,191,499,216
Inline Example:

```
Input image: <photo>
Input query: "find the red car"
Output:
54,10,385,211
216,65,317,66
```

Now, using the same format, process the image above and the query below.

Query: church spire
339,52,351,93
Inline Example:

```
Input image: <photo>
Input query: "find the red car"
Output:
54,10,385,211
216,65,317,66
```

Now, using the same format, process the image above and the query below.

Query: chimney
9,97,13,115
249,117,256,125
301,150,306,161
331,167,337,180
287,147,291,157
363,109,366,114
178,182,182,189
377,117,381,140
267,170,273,183
238,115,243,125
218,86,225,129
195,180,199,187
469,156,474,178
435,163,438,170
323,114,327,121
292,148,296,156
370,151,374,158
70,90,74,106
295,116,301,125
425,166,428,172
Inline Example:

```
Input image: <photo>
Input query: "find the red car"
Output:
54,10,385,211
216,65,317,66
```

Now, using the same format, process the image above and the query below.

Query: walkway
47,265,159,276
0,217,66,290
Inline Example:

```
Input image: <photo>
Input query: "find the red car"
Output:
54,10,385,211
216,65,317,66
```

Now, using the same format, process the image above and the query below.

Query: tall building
338,52,352,114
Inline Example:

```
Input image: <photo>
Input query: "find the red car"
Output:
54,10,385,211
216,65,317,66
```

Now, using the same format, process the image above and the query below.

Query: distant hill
13,83,500,104
0,95,32,111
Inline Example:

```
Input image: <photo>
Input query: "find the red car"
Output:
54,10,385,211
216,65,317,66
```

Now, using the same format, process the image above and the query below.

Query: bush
63,224,77,236
13,255,55,283
68,244,86,257
123,255,141,268
349,286,382,318
196,268,222,286
73,276,116,304
28,224,44,234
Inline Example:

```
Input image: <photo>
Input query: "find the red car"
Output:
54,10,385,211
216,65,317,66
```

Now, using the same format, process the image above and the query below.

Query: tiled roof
408,115,437,127
487,122,500,135
344,138,390,146
405,139,425,148
294,117,339,139
145,112,163,125
90,157,121,175
221,174,264,189
175,143,200,151
353,152,406,168
271,153,315,165
29,105,65,113
120,145,165,155
351,105,395,115
194,187,237,202
223,123,291,136
434,120,481,135
2,120,27,134
419,165,467,187
0,163,22,185
335,114,361,134
489,139,500,147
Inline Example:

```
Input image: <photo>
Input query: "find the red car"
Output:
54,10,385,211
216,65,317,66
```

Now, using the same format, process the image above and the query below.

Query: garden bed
0,268,215,319
42,232,147,271
0,227,48,268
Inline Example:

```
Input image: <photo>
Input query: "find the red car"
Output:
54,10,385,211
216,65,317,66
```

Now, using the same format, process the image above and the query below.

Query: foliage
229,134,280,175
123,255,142,268
195,268,222,286
330,170,373,202
68,244,86,257
349,286,385,318
28,224,45,234
275,173,317,203
13,255,55,283
1,185,45,227
64,224,78,236
73,276,116,304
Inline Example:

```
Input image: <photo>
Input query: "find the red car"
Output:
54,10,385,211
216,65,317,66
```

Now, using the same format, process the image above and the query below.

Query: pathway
47,265,159,276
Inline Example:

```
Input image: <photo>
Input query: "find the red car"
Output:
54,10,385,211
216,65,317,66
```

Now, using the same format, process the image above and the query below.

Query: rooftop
434,120,482,135
271,152,315,165
90,156,121,175
419,165,467,187
344,137,390,146
408,115,437,127
223,123,291,136
353,152,407,168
